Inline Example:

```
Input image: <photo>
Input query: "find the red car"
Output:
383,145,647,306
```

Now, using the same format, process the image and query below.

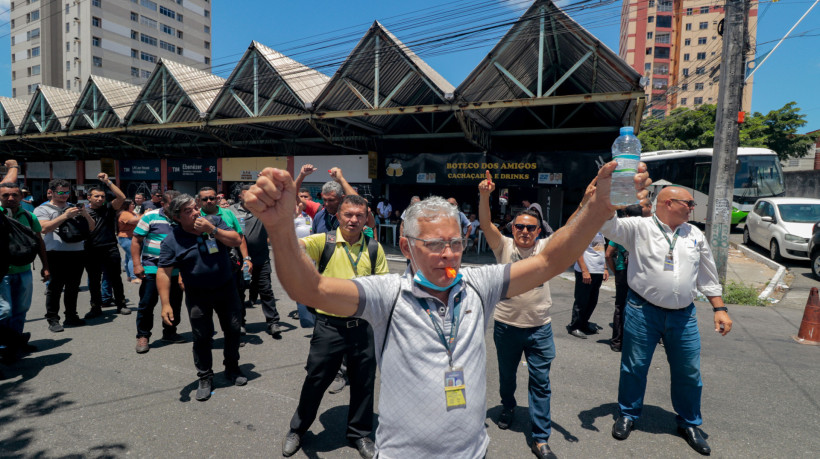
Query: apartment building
619,0,757,118
10,0,212,98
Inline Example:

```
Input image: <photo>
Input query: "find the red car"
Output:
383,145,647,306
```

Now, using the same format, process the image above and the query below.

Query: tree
638,101,816,160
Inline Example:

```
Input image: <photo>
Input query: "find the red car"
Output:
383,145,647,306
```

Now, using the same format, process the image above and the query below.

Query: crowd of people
0,156,735,459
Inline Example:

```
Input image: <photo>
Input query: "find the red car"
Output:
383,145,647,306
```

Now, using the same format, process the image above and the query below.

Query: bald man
599,186,732,456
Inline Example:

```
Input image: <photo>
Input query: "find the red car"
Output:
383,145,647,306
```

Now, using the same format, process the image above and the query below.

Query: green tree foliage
638,102,816,160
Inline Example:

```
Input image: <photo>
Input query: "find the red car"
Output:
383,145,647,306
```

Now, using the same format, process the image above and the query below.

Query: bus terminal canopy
0,0,644,161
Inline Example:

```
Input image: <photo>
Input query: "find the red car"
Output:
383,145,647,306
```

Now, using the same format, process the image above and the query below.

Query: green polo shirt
201,207,243,234
2,205,42,274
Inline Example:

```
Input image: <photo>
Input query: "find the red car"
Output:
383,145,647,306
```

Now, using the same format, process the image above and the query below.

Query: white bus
641,147,786,226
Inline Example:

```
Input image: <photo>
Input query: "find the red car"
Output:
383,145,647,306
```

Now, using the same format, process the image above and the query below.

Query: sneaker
195,377,213,401
225,367,248,386
497,406,515,430
160,333,186,343
48,321,64,333
135,337,150,354
64,316,87,327
117,306,132,315
84,308,103,319
267,322,282,338
328,373,347,394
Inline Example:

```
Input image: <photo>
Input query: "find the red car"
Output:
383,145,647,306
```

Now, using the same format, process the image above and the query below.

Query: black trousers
136,274,183,339
184,279,243,379
569,271,604,332
85,244,126,307
239,257,279,324
44,250,85,322
290,314,376,441
611,269,628,346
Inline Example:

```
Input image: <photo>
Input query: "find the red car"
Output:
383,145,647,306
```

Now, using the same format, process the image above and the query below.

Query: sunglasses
406,236,468,253
54,191,71,195
513,223,539,232
670,199,696,208
201,196,218,201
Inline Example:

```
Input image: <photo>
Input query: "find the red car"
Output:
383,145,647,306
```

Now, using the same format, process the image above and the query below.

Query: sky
0,0,817,133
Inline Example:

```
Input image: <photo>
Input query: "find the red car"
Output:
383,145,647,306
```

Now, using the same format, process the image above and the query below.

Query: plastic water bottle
239,217,246,233
242,262,251,282
609,126,642,206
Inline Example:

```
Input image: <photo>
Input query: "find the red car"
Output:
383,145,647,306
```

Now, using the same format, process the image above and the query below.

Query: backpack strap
379,285,403,359
316,232,336,275
366,235,379,275
21,210,35,228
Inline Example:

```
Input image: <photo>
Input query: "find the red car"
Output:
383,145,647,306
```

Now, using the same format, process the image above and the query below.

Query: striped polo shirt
133,208,176,275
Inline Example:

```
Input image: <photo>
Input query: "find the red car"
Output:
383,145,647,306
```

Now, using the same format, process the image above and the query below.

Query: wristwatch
243,256,252,261
712,306,728,313
210,227,218,237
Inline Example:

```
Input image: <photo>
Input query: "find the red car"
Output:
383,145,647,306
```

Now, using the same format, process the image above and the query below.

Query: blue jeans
618,291,703,427
118,237,135,280
297,303,315,328
0,271,34,334
493,321,555,442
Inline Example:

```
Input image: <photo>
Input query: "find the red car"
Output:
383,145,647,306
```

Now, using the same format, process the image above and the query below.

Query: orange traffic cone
792,287,820,345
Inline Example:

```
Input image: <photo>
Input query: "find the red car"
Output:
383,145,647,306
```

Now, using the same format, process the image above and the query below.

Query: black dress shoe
351,437,376,459
612,416,634,440
531,441,557,459
609,342,622,352
678,426,711,455
282,431,302,457
568,329,587,339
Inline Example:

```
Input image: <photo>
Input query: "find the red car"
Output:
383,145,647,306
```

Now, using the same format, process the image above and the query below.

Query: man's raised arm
478,170,504,251
244,168,360,316
505,161,651,298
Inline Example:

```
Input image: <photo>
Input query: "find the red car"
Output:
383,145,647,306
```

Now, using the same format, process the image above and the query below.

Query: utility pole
706,0,749,283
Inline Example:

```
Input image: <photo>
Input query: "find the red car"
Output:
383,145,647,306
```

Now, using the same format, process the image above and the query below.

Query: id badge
444,367,466,411
205,238,219,255
664,251,674,271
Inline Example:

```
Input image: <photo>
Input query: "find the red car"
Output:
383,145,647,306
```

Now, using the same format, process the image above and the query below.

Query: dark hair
122,199,133,209
163,190,181,204
0,181,19,189
514,208,542,223
622,204,644,217
135,192,146,199
340,194,368,209
298,188,310,194
198,187,215,197
87,185,106,195
48,179,71,191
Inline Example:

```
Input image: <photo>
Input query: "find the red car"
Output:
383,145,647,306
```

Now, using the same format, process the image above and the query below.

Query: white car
744,197,820,262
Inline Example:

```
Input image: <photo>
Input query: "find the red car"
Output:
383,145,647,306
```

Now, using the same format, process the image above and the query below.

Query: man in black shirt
157,194,245,402
84,173,130,318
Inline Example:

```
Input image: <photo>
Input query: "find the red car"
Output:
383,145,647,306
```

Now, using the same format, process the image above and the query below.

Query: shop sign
26,162,50,179
120,160,162,180
383,153,540,185
222,157,287,182
537,173,563,185
167,158,217,181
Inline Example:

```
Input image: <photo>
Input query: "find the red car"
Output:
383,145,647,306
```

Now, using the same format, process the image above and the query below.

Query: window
10,19,14,29
653,78,667,89
204,25,210,34
177,13,183,23
651,94,664,102
686,8,693,15
27,28,40,39
658,0,672,12
177,30,183,39
10,36,14,46
11,71,15,80
31,46,40,57
131,30,138,40
140,51,157,63
92,36,100,47
12,89,16,98
92,16,101,27
684,38,691,46
31,65,40,75
683,53,690,61
31,10,40,20
685,23,692,31
698,37,707,45
647,16,654,23
66,60,70,71
694,97,703,105
140,0,157,11
92,0,101,6
140,33,157,46
655,63,669,75
655,32,670,44
141,16,157,28
656,15,672,28
651,109,665,119
141,69,152,79
131,67,139,77
66,22,70,32
160,40,176,52
204,41,210,50
159,6,176,19
696,66,705,74
161,23,175,35
646,47,652,55
681,83,688,91
177,47,183,55
699,22,708,30
131,48,138,58
204,57,210,64
28,84,38,95
647,32,653,39
649,0,655,7
700,6,709,14
645,63,652,72
695,83,704,90
66,42,70,52
654,47,670,59
65,3,69,14
131,12,138,21
697,52,706,60
680,98,687,105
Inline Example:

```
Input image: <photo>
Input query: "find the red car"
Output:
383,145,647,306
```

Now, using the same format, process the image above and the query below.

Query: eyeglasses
407,236,467,253
201,196,217,201
670,199,696,208
54,191,70,196
513,223,539,232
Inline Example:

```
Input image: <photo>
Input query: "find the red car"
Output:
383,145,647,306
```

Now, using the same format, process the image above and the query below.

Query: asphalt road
2,255,819,458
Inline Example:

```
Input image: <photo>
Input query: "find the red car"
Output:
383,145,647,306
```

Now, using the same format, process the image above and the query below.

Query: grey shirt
34,203,85,252
229,203,269,260
353,264,511,459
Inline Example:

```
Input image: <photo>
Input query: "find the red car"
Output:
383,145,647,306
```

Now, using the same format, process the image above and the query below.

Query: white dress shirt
600,215,722,309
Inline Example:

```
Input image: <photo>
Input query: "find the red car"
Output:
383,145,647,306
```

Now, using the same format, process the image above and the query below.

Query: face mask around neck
408,246,462,291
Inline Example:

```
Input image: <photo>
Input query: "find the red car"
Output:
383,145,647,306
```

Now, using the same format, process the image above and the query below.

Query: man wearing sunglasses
35,179,96,332
244,161,650,459
478,174,557,459
602,186,732,455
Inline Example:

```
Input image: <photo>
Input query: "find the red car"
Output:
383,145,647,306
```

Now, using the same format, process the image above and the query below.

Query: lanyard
652,215,679,254
342,242,364,276
415,294,463,368
324,210,338,231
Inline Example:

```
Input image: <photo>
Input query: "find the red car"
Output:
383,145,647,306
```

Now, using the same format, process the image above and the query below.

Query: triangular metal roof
312,20,455,132
0,97,30,135
126,59,226,124
254,41,330,104
70,76,142,129
20,85,80,134
457,0,642,128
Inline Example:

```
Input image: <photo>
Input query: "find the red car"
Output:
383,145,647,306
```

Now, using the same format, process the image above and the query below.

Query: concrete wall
784,170,820,198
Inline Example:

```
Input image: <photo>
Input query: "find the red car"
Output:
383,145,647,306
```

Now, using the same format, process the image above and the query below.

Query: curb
730,242,787,302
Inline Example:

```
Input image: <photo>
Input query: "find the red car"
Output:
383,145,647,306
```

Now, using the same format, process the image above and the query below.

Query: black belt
630,291,679,312
316,313,362,329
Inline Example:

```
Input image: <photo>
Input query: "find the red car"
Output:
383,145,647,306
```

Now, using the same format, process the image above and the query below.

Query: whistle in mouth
445,267,457,279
